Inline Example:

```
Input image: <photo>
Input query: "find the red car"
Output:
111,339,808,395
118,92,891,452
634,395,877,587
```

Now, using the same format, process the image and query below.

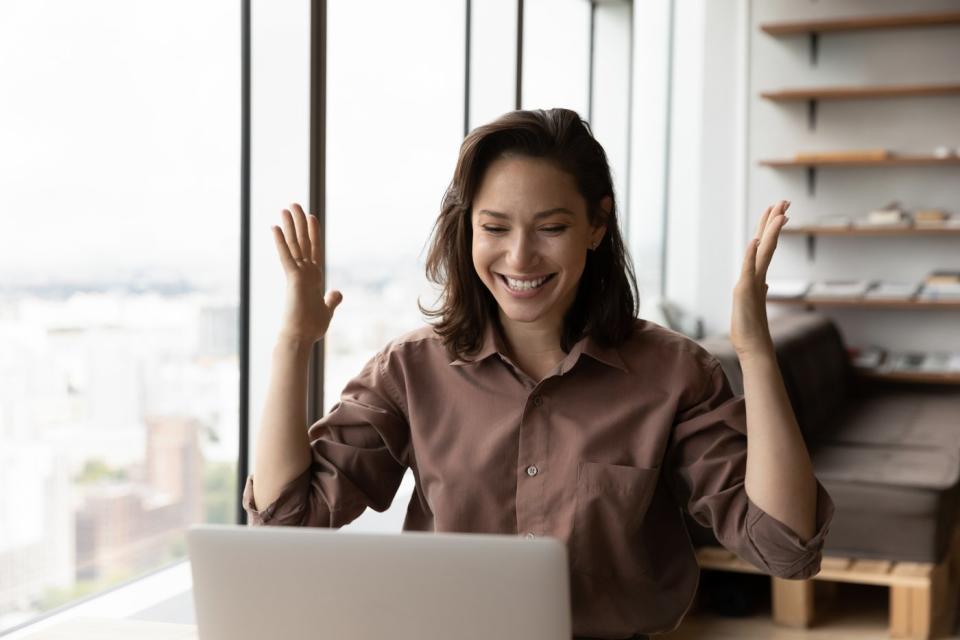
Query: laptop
186,524,571,640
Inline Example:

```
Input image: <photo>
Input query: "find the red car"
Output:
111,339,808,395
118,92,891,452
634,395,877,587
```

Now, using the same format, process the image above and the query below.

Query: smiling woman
419,108,640,373
245,107,833,640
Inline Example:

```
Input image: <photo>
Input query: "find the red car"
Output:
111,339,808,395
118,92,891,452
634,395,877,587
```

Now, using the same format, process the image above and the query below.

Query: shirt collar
448,320,629,373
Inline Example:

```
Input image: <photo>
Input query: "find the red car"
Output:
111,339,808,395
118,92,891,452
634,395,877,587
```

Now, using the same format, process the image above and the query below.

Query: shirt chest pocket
569,460,661,580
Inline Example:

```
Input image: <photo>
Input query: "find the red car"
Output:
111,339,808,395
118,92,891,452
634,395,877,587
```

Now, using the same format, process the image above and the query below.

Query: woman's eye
480,226,568,234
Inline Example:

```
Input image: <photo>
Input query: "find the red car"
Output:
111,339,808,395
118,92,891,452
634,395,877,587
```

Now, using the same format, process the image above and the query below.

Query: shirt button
526,465,538,477
532,395,543,407
525,532,536,539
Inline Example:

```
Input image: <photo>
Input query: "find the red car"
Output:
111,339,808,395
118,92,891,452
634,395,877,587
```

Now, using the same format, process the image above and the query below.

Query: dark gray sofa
695,312,960,565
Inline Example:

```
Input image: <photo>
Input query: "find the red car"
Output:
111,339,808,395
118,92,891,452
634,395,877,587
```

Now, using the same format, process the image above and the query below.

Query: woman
243,108,835,639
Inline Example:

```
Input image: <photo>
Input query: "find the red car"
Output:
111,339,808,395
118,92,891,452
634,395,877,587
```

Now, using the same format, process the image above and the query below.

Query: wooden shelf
768,297,960,309
782,226,960,237
760,155,960,168
760,11,960,36
855,369,960,385
761,83,960,102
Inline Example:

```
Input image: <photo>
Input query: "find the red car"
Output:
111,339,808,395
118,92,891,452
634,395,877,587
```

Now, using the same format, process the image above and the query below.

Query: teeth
505,275,549,290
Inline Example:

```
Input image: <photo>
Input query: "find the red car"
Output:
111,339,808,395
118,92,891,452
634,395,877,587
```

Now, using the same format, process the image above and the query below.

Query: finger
307,212,322,263
290,203,312,262
740,237,759,278
325,289,343,313
754,205,774,240
757,208,788,280
280,209,303,261
271,225,298,272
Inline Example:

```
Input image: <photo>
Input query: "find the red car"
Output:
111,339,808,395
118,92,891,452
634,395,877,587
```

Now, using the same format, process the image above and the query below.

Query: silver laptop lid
187,524,571,640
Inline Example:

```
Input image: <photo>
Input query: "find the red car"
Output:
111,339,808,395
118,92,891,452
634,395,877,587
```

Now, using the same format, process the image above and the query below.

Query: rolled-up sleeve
242,347,410,528
664,357,835,580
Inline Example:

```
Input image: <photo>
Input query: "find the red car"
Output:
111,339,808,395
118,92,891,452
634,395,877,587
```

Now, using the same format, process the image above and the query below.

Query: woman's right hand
271,202,343,344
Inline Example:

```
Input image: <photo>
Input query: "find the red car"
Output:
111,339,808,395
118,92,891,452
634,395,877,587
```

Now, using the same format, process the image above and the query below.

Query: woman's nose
505,231,539,269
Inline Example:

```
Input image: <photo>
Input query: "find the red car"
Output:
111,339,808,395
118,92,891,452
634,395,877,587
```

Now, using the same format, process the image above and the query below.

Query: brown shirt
242,317,835,638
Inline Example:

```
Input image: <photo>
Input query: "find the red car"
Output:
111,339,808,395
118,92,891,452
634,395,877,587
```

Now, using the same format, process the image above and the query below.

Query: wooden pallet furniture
694,525,960,639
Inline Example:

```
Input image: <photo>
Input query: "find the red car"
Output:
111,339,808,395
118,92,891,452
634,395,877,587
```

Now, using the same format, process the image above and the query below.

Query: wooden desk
17,617,197,639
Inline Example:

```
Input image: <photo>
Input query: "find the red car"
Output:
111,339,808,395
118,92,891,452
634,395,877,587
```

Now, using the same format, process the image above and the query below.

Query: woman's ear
600,195,612,218
590,196,612,248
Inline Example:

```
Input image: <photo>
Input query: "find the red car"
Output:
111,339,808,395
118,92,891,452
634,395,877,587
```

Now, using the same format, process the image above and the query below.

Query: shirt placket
515,384,549,540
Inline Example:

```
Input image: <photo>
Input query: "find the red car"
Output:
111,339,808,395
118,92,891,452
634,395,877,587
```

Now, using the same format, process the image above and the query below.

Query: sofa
694,311,960,565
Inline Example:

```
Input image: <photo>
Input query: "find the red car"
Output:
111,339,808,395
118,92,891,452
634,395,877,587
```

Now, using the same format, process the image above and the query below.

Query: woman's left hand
731,199,790,358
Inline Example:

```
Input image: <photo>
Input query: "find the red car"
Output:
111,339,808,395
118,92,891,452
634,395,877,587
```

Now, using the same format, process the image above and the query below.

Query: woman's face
470,154,607,332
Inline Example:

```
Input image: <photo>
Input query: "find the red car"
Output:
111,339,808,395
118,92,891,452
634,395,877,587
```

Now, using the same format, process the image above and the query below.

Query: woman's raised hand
271,203,342,344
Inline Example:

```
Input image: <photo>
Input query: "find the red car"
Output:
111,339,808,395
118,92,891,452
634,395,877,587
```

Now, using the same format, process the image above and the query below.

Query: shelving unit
780,226,960,260
760,11,960,65
759,156,960,196
855,368,960,386
768,298,960,310
760,12,960,36
760,84,960,131
758,9,960,390
761,84,960,102
782,227,960,237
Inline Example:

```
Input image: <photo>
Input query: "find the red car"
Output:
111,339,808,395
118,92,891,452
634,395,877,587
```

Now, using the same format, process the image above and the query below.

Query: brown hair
418,107,640,361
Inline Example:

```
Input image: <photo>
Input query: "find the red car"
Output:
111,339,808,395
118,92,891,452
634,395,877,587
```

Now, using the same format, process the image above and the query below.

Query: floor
661,576,960,640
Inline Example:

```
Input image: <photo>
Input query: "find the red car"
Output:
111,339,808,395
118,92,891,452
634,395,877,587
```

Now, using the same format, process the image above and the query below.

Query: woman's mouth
497,273,557,298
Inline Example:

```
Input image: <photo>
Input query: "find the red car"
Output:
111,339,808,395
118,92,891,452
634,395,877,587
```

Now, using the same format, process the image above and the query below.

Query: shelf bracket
806,166,817,196
807,99,818,131
809,32,820,66
805,233,817,261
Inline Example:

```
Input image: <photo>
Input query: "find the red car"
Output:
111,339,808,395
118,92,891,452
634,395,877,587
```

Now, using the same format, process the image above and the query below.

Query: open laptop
186,524,571,640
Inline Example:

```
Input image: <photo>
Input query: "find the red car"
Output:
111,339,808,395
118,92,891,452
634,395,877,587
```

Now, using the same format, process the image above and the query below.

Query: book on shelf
766,279,810,299
918,284,960,300
848,345,887,369
863,281,920,300
914,218,960,229
869,351,960,374
853,202,911,227
814,215,852,228
794,149,889,162
924,270,960,285
807,279,872,298
913,208,950,223
919,352,955,374
889,352,928,373
852,219,912,229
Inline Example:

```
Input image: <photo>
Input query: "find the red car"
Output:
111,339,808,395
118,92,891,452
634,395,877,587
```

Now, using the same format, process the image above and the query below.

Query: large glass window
322,0,465,532
0,1,240,631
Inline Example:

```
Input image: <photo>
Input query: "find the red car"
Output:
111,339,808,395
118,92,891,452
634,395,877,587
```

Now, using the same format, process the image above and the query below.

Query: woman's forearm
740,347,817,541
251,334,315,510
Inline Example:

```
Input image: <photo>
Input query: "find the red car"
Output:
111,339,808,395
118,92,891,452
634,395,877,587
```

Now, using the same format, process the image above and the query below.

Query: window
0,1,240,631
321,0,465,532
